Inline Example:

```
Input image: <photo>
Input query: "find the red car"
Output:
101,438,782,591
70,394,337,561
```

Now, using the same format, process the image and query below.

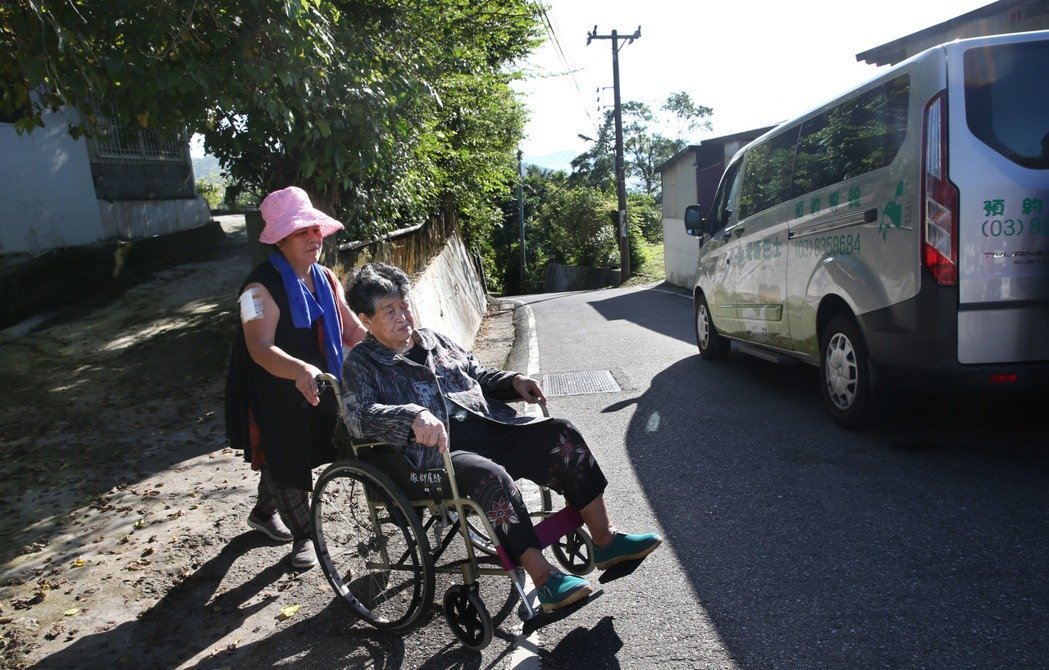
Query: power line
531,2,595,128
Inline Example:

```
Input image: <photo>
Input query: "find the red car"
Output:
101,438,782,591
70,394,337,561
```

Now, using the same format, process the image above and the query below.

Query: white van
684,30,1049,427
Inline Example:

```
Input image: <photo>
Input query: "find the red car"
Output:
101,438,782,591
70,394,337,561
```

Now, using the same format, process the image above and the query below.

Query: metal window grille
93,119,186,161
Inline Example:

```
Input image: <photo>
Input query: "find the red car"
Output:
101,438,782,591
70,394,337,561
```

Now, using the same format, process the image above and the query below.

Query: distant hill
192,154,223,182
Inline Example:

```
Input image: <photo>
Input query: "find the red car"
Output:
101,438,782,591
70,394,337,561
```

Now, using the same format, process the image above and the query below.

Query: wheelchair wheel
553,528,595,576
311,460,435,633
443,584,493,651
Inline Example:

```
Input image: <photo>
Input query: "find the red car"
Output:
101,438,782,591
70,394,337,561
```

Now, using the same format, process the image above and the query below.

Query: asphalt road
512,283,1047,669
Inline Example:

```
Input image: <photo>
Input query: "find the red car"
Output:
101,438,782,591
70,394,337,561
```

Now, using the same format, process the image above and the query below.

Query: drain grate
541,370,621,397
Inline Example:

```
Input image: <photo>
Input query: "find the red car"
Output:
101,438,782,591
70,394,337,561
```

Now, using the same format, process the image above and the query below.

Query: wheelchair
309,373,597,650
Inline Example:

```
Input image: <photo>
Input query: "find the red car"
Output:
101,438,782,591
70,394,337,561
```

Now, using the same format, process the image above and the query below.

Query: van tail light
921,91,959,286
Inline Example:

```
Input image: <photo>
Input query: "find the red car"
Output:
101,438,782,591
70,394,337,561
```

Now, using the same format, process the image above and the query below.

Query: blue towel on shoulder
269,252,343,383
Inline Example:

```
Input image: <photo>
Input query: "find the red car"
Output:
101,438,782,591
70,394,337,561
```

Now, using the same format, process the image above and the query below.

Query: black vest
224,261,339,490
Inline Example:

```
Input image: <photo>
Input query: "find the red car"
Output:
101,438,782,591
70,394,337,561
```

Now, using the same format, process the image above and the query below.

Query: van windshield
964,40,1049,170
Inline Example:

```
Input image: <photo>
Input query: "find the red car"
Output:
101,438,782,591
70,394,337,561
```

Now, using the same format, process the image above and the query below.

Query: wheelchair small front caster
553,528,595,576
443,584,493,650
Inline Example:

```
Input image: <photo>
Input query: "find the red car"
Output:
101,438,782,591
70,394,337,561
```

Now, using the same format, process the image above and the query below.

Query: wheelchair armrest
484,385,550,418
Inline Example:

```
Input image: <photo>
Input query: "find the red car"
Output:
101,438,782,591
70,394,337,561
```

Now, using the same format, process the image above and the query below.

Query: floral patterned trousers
449,415,608,559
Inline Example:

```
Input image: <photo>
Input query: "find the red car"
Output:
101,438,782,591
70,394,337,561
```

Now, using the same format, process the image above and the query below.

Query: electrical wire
531,1,596,129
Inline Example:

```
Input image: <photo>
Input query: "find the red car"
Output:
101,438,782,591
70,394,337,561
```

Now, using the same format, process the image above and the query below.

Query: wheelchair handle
315,372,339,397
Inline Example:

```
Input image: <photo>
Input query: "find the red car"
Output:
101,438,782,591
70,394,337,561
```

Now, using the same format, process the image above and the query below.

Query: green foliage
494,164,565,294
570,91,712,201
195,179,224,210
539,186,619,268
628,192,663,243
627,219,645,274
496,168,657,292
2,0,542,247
222,182,264,213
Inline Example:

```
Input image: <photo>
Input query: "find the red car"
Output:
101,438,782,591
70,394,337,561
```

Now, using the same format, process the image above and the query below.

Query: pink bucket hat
258,186,344,244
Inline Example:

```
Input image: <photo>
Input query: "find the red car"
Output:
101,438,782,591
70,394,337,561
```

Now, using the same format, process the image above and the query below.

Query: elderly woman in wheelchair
309,262,660,649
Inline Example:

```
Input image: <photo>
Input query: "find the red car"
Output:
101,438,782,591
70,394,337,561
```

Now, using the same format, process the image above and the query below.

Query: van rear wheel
819,314,875,429
695,294,730,359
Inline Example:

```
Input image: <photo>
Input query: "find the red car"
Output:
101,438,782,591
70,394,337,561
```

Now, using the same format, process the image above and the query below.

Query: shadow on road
616,351,1047,667
586,285,694,346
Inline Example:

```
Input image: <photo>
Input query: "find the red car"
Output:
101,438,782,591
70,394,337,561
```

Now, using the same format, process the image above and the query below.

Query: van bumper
857,283,1049,393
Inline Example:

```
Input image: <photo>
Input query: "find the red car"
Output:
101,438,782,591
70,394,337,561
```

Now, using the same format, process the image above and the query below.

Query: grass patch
623,239,665,287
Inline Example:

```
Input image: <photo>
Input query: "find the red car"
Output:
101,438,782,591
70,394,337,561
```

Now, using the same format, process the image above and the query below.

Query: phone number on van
793,233,861,259
982,218,1046,237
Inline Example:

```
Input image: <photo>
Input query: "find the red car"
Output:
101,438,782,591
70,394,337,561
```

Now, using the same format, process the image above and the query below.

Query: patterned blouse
341,328,546,469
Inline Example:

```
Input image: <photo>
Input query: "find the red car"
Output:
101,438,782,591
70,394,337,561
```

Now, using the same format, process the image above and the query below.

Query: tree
569,91,712,201
491,163,567,294
539,186,619,268
1,0,542,247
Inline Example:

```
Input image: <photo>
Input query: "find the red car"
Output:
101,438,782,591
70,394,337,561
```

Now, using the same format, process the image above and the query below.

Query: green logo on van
879,181,905,240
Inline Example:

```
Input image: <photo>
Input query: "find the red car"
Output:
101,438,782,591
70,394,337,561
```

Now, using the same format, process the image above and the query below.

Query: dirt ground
0,217,516,669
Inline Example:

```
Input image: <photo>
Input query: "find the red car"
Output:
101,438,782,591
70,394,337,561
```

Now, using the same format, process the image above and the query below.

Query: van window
707,159,743,232
964,41,1049,170
737,128,799,219
792,75,910,197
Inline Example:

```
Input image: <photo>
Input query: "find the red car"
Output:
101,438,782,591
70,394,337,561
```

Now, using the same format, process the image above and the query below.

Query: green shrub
195,179,224,210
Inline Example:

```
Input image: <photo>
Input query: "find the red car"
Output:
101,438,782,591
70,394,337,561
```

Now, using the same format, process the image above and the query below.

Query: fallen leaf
72,558,85,568
64,608,80,616
277,604,301,621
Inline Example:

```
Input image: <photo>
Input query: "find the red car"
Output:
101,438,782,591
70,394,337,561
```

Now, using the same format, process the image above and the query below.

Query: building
856,0,1049,66
0,108,213,328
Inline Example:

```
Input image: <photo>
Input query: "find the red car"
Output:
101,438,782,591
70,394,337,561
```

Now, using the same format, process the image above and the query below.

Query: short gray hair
347,262,411,316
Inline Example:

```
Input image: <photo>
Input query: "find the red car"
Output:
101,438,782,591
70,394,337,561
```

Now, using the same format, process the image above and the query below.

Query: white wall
0,111,107,255
661,153,700,289
663,218,699,289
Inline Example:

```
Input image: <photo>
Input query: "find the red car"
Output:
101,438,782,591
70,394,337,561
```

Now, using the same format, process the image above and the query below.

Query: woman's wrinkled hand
411,410,448,453
512,374,547,406
295,364,325,406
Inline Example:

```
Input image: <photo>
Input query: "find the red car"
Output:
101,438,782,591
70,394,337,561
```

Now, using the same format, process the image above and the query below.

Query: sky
515,0,992,171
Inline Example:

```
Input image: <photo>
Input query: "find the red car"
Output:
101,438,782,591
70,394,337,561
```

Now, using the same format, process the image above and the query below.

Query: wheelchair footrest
521,589,603,634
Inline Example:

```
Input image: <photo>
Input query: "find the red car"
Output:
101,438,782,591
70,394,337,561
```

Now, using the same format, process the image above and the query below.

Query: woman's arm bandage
239,287,264,323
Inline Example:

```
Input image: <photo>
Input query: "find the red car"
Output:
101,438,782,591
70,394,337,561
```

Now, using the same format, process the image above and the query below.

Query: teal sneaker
594,532,662,570
536,571,592,612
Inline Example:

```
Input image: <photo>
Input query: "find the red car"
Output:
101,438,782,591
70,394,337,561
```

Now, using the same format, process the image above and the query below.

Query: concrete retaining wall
411,231,487,349
99,198,212,241
544,262,621,292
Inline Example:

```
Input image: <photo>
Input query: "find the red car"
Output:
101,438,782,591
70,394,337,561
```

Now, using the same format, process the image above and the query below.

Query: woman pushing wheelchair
342,262,661,612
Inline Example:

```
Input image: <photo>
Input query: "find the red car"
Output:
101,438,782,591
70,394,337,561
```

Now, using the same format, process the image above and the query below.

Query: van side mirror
683,205,705,236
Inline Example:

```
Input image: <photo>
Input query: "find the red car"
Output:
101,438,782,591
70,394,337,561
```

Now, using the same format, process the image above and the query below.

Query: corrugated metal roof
855,0,1033,65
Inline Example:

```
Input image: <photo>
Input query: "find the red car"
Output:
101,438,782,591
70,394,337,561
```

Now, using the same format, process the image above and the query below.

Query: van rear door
948,33,1049,365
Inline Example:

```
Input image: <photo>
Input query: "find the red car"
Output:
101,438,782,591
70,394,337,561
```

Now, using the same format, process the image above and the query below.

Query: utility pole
517,149,526,291
587,25,640,283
